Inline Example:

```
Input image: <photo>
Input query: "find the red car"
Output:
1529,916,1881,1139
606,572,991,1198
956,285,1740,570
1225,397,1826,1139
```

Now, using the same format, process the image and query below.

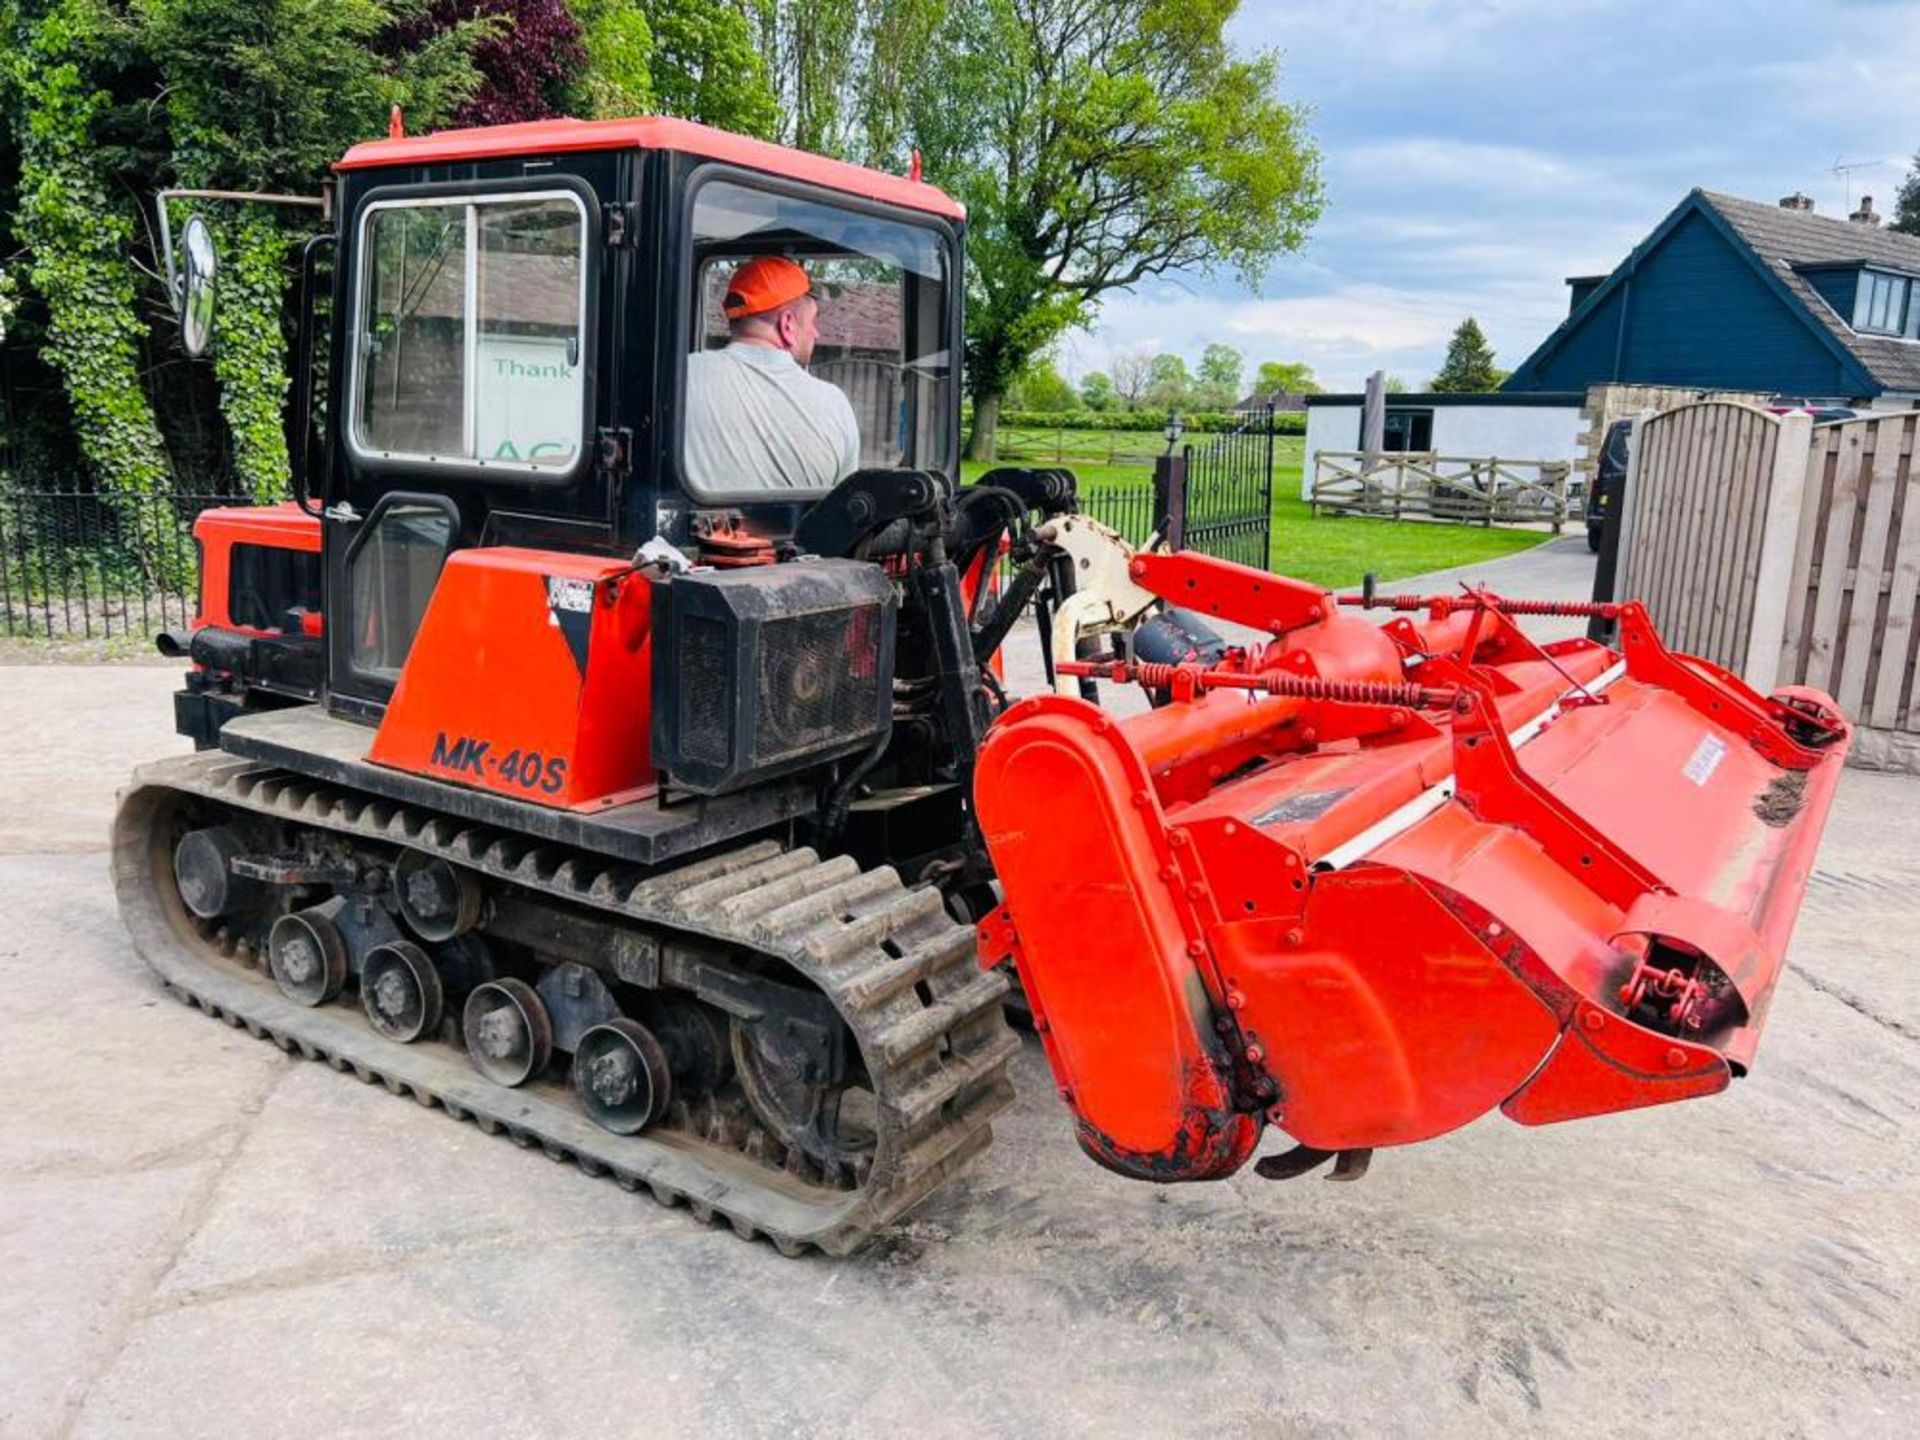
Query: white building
1300,391,1587,499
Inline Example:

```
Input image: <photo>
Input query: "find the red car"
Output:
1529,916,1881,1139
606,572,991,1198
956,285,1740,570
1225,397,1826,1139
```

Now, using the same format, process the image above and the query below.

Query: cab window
346,501,453,678
682,178,954,499
229,543,322,632
352,192,588,474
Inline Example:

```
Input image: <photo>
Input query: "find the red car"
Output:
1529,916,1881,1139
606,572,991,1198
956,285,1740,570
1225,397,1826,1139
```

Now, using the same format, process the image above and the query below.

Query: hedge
987,408,1306,435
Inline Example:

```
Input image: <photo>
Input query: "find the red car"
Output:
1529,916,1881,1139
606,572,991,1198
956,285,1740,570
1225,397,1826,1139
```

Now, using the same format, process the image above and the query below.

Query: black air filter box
652,559,897,796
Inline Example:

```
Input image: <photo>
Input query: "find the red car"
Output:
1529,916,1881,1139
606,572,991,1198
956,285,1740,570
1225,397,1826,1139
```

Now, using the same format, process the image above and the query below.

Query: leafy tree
1892,150,1920,238
1145,352,1191,412
1109,347,1154,409
644,0,777,138
905,0,1323,459
7,0,178,501
567,0,653,117
138,0,484,496
1,0,486,499
1254,359,1318,396
1384,374,1409,394
742,0,944,160
1195,342,1242,408
0,265,17,345
1078,370,1115,411
388,0,581,126
1430,317,1500,393
1007,355,1076,411
141,0,482,187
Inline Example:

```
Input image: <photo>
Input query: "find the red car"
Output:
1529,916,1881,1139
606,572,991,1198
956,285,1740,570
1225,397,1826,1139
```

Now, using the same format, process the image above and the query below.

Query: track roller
173,826,261,920
268,908,348,1006
361,940,445,1043
464,978,553,1087
573,1019,673,1134
395,849,484,942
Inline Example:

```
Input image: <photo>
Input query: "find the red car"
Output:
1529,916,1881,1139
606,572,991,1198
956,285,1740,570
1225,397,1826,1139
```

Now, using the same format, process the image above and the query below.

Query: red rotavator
975,553,1848,1182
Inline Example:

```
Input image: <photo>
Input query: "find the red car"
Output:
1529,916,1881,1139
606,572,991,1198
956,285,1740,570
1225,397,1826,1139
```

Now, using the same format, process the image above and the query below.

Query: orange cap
722,256,812,320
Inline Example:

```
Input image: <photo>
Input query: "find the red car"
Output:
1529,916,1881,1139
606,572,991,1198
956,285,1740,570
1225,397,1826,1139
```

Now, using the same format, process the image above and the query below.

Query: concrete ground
4,540,1919,1439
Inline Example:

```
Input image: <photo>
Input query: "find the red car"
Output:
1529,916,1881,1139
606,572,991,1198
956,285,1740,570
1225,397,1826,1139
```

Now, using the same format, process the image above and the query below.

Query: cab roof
335,116,965,222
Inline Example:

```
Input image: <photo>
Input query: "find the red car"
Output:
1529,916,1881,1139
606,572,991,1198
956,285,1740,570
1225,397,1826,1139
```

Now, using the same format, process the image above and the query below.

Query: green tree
1078,370,1115,410
743,0,944,160
1254,359,1318,396
1891,150,1920,237
1384,374,1409,395
1145,352,1191,412
138,0,482,185
568,0,653,117
1430,317,1499,393
905,0,1322,459
1195,342,1242,408
1007,355,1076,411
644,0,777,137
1,0,487,499
138,0,483,496
7,0,177,500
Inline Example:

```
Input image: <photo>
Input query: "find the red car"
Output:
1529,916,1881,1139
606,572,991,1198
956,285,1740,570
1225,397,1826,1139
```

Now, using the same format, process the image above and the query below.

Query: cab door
320,162,624,719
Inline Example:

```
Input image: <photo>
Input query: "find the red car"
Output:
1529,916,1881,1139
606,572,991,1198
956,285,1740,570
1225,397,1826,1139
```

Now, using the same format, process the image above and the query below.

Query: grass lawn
963,435,1546,591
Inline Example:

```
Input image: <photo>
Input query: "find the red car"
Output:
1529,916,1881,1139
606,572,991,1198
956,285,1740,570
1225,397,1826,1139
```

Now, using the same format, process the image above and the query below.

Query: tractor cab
175,119,973,762
317,117,964,720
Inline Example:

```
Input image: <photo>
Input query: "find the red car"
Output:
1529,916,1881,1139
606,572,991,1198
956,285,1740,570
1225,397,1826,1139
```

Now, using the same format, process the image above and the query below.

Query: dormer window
1854,269,1920,338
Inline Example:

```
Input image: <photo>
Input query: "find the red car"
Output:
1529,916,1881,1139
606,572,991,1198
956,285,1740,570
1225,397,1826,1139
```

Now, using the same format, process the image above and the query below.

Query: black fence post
1153,450,1188,551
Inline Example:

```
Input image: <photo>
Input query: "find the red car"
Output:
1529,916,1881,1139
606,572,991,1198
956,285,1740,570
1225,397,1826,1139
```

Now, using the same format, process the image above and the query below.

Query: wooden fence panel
1870,426,1920,730
1777,412,1920,736
1620,401,1785,673
1620,403,1920,762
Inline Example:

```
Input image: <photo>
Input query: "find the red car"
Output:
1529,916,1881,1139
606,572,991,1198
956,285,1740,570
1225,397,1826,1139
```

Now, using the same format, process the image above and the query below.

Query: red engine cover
370,548,654,811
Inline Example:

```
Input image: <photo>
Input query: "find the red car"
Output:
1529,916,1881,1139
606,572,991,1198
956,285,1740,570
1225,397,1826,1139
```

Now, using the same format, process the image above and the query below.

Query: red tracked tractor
117,116,1852,1254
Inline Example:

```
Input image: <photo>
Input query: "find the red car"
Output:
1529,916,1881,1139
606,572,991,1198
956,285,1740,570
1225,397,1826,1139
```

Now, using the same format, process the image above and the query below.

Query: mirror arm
155,189,327,317
290,234,337,520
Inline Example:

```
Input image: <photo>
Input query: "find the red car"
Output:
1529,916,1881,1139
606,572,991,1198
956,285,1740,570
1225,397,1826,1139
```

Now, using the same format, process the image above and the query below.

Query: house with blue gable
1504,190,1920,406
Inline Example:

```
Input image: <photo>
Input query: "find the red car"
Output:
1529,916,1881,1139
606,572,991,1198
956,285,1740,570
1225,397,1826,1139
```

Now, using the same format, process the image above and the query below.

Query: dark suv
1587,418,1630,553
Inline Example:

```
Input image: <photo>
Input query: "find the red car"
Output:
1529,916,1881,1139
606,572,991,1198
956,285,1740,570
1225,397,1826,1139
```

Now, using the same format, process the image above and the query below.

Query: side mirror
180,215,217,357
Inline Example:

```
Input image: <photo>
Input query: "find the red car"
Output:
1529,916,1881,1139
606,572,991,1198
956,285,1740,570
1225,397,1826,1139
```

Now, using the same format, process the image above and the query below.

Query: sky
1060,0,1920,395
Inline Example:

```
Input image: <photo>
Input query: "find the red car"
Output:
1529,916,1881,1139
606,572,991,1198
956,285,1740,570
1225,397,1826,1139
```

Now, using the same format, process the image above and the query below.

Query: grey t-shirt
683,343,862,493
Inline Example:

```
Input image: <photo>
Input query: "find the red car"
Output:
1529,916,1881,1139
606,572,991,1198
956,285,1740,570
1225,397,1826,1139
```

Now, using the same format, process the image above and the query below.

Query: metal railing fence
0,483,246,640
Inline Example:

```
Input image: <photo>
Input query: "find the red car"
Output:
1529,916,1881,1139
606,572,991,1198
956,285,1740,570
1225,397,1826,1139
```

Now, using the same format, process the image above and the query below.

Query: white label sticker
547,576,595,614
1682,733,1728,786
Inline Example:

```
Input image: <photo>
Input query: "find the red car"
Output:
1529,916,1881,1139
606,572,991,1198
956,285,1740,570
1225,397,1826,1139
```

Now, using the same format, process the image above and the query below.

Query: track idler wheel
572,1019,673,1134
360,941,445,1044
463,978,553,1087
173,826,262,920
268,908,348,1007
395,849,484,942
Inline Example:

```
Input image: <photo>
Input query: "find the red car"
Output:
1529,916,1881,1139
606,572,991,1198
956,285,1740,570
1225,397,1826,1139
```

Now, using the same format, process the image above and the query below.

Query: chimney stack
1851,195,1881,226
1779,192,1814,212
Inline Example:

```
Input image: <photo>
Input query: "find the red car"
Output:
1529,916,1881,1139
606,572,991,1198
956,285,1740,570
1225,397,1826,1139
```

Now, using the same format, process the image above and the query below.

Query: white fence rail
1310,452,1578,530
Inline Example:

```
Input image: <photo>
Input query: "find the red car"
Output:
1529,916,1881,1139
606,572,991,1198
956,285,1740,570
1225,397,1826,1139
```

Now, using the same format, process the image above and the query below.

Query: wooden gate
1613,401,1920,767
1617,401,1804,681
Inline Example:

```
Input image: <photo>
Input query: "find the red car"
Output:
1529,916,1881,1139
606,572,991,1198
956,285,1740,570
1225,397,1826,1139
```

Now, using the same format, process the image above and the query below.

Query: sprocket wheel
730,1015,877,1171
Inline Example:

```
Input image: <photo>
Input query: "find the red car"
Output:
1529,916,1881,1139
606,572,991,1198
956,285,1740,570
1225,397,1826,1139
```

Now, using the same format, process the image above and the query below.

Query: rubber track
113,751,1018,1256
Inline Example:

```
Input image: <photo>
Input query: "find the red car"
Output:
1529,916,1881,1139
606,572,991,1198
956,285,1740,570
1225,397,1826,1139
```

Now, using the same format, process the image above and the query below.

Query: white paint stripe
1314,660,1629,872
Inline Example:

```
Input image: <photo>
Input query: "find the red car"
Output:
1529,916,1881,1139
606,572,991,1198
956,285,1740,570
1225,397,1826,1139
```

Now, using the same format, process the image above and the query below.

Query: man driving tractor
683,255,862,493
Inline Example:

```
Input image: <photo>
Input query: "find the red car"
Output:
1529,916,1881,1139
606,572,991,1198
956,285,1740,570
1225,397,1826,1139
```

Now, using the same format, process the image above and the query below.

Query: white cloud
1073,284,1506,391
